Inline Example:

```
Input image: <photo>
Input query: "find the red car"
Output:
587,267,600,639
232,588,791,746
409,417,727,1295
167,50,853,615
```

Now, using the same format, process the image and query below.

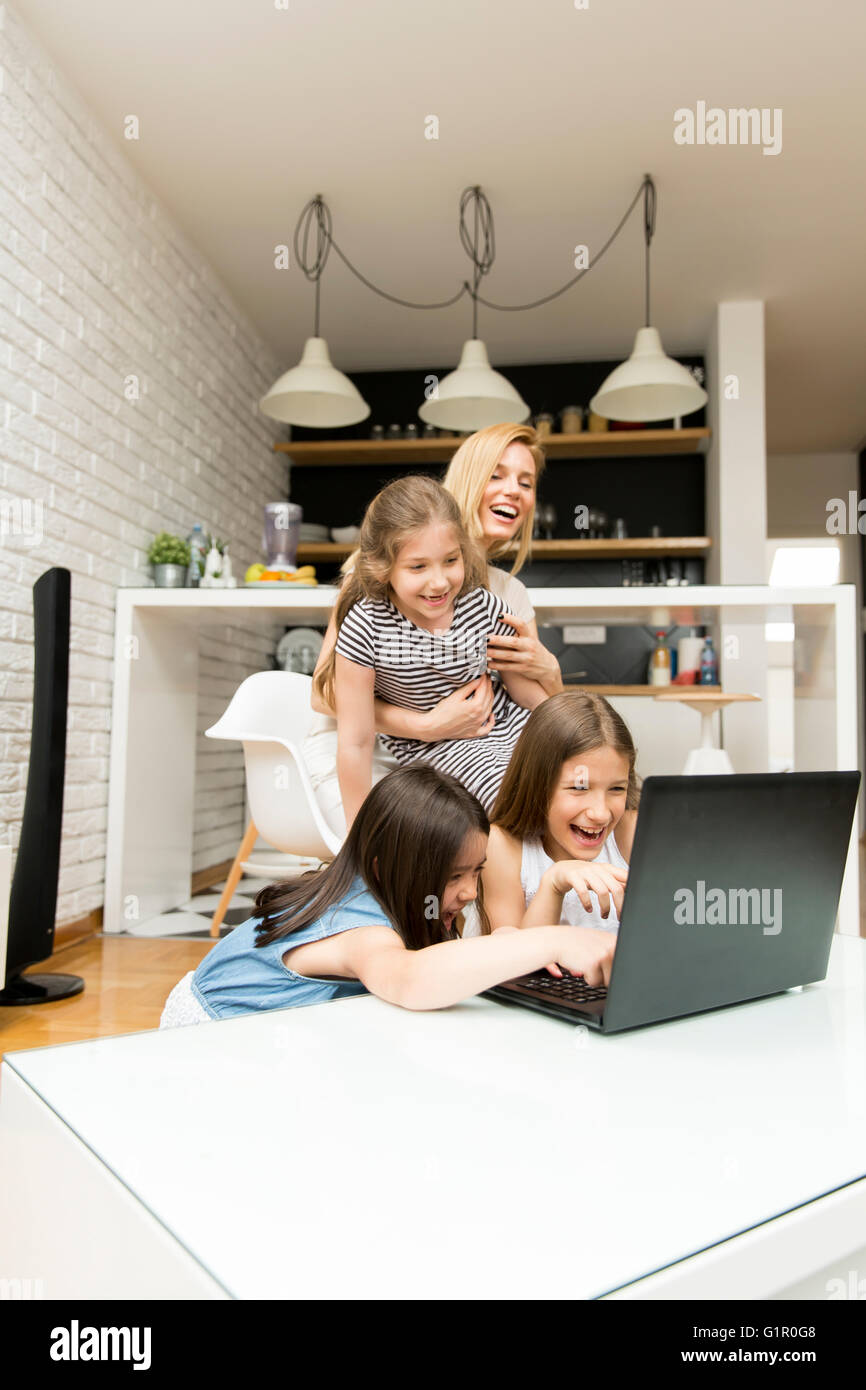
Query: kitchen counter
105,585,859,934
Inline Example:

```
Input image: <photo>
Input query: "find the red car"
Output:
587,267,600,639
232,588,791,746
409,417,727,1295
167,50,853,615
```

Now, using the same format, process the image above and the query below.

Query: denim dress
187,877,395,1021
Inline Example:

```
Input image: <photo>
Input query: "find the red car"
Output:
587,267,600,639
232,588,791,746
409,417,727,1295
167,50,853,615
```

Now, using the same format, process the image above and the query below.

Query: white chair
204,671,343,937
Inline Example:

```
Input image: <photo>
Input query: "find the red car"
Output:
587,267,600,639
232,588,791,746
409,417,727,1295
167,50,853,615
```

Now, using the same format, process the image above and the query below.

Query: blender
262,502,302,571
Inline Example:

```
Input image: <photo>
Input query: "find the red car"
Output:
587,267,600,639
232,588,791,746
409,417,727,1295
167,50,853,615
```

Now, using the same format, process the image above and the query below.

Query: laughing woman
305,422,564,836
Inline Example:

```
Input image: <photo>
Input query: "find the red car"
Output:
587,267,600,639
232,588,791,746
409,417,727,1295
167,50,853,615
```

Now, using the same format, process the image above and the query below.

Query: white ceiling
15,0,866,452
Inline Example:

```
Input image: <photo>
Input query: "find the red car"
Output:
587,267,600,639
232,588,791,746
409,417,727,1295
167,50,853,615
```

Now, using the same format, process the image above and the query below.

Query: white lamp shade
259,337,370,428
418,339,530,432
589,327,708,423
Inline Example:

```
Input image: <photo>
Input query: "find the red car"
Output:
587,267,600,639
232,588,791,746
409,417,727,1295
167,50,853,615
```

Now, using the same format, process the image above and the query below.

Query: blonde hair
442,422,545,575
313,474,487,709
490,691,641,841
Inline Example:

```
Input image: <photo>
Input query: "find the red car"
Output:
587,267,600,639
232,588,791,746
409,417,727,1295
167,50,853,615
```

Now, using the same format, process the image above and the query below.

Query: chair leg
210,819,259,937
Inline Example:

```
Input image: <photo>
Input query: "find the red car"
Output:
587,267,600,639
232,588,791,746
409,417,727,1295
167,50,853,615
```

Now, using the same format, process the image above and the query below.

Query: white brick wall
0,4,293,927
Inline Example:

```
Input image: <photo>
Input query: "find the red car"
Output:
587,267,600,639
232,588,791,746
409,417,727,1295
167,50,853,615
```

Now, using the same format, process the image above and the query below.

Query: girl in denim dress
160,765,615,1026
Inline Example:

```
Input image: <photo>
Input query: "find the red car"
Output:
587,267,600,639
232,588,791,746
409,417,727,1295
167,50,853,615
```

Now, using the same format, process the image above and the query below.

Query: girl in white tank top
476,691,640,939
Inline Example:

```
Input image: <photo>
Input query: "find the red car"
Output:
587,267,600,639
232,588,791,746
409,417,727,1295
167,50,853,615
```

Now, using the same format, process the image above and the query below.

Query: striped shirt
335,587,531,811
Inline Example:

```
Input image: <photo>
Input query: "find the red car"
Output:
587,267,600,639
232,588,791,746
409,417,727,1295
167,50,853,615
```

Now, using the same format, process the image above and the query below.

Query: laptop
484,772,860,1034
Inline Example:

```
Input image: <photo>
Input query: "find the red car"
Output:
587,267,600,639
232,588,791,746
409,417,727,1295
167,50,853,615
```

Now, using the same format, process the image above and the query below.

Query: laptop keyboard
513,971,608,1003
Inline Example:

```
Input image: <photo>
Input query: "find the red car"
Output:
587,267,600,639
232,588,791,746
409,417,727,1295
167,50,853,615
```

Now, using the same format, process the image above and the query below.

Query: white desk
105,585,860,934
2,936,865,1300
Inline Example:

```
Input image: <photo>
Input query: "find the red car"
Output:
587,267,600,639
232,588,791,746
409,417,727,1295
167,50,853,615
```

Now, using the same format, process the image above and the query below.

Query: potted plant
147,532,191,588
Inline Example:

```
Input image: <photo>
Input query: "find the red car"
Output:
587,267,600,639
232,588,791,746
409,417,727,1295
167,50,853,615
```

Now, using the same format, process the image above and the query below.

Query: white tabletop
7,936,866,1300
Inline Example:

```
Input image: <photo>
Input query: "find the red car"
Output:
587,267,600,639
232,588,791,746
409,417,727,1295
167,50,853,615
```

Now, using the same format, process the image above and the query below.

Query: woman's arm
498,665,548,712
334,922,616,1011
334,654,377,827
487,615,564,696
482,826,528,932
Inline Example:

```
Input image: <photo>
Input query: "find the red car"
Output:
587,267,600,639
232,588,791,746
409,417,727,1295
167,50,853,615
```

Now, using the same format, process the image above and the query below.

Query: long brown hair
312,474,487,709
255,764,491,948
491,691,641,841
442,422,546,574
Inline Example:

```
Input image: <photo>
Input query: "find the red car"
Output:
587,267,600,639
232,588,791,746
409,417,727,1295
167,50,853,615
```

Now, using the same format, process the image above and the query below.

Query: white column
105,595,199,932
704,301,769,771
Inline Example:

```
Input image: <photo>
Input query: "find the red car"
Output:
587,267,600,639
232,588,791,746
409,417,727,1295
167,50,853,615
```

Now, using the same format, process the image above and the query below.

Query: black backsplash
285,353,707,682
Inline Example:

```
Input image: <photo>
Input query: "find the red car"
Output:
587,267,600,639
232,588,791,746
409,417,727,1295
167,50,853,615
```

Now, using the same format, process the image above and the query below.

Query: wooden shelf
561,683,722,696
296,536,711,564
275,427,710,466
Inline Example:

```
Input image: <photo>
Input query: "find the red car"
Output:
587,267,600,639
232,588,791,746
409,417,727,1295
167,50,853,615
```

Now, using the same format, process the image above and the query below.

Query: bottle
700,637,718,686
677,629,704,685
187,523,208,588
648,631,671,686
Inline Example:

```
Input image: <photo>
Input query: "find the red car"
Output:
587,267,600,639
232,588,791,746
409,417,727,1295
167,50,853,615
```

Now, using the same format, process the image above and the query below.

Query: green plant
147,532,191,567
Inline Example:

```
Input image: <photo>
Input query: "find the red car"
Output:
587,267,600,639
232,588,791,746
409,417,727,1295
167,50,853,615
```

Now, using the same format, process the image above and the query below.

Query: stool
653,690,761,774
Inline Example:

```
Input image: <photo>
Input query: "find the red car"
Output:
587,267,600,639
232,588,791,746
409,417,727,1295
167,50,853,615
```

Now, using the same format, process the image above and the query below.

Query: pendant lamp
259,196,370,429
417,187,529,431
590,178,707,423
259,336,369,428
418,339,530,432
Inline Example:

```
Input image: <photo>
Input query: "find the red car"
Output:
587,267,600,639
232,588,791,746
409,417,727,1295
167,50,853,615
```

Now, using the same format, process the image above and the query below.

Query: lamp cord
292,176,656,325
643,173,657,328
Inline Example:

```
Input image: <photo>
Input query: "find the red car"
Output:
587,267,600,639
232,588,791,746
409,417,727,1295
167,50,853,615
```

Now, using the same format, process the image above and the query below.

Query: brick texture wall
0,4,291,926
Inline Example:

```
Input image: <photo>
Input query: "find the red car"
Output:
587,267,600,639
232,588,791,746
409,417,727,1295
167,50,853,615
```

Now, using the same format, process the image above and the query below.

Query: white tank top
520,832,628,933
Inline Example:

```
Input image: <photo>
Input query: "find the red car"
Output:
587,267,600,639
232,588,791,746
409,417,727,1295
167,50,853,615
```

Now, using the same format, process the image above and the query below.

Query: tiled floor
123,857,323,939
124,882,259,940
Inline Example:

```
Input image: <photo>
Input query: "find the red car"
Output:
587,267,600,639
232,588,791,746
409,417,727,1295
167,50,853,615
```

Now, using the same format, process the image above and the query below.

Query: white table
105,585,860,934
3,936,865,1300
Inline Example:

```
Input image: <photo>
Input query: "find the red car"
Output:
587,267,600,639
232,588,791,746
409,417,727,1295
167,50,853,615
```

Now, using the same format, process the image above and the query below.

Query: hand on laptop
545,927,616,986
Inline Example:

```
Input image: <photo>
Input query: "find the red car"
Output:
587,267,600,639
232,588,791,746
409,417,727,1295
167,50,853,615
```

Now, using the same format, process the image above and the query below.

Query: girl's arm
334,654,377,827
482,825,527,931
329,922,617,1011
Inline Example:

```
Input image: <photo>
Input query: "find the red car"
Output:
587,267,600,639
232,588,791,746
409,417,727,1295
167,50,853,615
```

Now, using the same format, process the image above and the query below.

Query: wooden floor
0,935,211,1062
3,838,866,1062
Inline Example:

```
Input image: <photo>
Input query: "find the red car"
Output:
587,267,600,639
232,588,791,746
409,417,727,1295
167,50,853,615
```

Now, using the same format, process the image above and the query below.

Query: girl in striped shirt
313,475,548,828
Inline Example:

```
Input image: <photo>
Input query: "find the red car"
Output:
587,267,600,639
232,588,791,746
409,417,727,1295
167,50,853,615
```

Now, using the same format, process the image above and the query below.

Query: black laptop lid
602,772,860,1033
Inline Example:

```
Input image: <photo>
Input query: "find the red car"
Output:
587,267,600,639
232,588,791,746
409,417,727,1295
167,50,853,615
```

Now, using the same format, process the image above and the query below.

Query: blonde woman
306,422,564,835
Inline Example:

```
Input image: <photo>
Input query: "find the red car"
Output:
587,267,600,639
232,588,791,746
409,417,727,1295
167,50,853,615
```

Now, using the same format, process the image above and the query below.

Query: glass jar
587,410,609,434
534,412,554,439
560,405,583,435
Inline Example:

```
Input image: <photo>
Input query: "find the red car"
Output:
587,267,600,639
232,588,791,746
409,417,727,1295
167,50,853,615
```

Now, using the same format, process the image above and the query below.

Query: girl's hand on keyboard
548,926,616,987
